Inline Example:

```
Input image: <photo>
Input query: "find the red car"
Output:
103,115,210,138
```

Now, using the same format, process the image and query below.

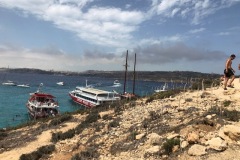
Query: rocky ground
0,80,240,160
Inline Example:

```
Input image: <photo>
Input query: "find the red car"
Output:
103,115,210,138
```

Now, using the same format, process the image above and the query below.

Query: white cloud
189,28,205,34
150,0,240,25
137,35,183,47
0,0,145,47
218,32,230,36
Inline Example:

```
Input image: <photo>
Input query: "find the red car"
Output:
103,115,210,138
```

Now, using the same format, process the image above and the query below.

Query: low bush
163,138,180,155
223,100,231,107
0,132,7,140
71,147,99,160
51,129,75,143
108,119,120,128
49,114,73,126
20,144,55,160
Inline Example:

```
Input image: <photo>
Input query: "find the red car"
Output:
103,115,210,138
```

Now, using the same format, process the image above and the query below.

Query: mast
123,50,128,94
132,53,136,95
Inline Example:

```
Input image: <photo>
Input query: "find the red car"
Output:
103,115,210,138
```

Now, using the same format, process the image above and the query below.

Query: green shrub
0,132,7,140
146,96,154,103
208,106,240,122
51,129,75,143
108,120,120,128
223,109,240,122
223,100,231,107
85,112,100,123
163,138,180,155
185,98,193,102
49,114,73,126
127,130,139,141
20,144,55,160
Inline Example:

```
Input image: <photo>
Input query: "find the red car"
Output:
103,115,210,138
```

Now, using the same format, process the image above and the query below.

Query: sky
0,0,240,74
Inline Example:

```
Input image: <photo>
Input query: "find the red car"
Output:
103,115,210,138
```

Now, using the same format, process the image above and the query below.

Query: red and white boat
26,84,60,119
69,81,120,108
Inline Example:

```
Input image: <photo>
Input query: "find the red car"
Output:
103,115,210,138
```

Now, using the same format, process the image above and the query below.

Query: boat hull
69,93,96,108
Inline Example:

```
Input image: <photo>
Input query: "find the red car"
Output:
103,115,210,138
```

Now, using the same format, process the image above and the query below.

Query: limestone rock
206,137,227,151
136,133,146,140
145,146,161,154
180,140,189,149
167,133,179,140
146,133,162,145
223,125,240,141
188,144,207,156
187,132,199,144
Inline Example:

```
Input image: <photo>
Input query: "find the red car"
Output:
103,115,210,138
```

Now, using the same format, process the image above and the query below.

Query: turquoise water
0,72,182,128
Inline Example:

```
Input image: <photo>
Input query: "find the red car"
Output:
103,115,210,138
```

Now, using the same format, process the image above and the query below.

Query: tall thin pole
123,50,128,94
132,53,136,95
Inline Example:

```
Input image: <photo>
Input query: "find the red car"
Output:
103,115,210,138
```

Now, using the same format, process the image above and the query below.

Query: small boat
26,83,60,119
112,80,121,87
154,83,168,92
69,80,120,108
57,82,64,86
17,84,30,88
2,80,17,86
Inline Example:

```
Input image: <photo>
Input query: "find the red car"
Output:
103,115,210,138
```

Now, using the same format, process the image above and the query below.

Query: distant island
0,67,221,82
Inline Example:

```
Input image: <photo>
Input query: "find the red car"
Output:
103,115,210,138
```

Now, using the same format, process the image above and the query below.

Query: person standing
223,54,236,90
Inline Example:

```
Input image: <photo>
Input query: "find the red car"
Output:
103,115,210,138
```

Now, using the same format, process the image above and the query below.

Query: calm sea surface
0,72,184,128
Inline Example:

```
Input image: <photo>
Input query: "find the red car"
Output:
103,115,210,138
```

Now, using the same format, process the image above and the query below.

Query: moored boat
26,84,60,119
17,84,30,88
56,82,64,86
69,85,121,108
112,80,121,87
2,80,17,86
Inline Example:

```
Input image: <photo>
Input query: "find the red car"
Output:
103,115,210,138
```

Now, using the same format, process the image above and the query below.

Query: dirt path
0,122,78,160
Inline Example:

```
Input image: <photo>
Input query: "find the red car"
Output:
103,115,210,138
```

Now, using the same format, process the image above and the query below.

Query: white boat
112,80,121,87
154,83,168,93
2,80,17,86
69,80,120,108
17,84,30,88
57,82,64,86
26,83,60,119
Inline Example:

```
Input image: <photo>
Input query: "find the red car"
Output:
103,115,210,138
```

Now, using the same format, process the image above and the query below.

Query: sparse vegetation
108,119,120,128
208,106,240,122
0,131,7,140
146,90,182,103
223,100,231,107
71,147,99,160
128,130,139,141
49,113,73,126
163,138,180,155
51,129,75,143
223,109,240,122
185,98,193,102
19,144,55,160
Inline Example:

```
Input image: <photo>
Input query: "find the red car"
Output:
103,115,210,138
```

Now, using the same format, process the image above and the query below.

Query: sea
0,72,184,129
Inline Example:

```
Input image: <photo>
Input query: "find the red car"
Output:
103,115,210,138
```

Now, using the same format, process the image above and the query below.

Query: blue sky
0,0,240,73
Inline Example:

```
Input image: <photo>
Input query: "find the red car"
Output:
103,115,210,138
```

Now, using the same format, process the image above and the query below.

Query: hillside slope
0,79,240,160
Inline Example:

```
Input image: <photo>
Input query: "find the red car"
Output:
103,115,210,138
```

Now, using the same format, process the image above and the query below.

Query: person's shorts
224,69,234,78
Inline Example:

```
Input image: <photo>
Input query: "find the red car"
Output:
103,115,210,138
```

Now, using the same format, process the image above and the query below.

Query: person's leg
228,75,235,86
224,77,229,89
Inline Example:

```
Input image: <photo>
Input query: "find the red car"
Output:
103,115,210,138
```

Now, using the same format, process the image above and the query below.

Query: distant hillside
0,68,221,82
